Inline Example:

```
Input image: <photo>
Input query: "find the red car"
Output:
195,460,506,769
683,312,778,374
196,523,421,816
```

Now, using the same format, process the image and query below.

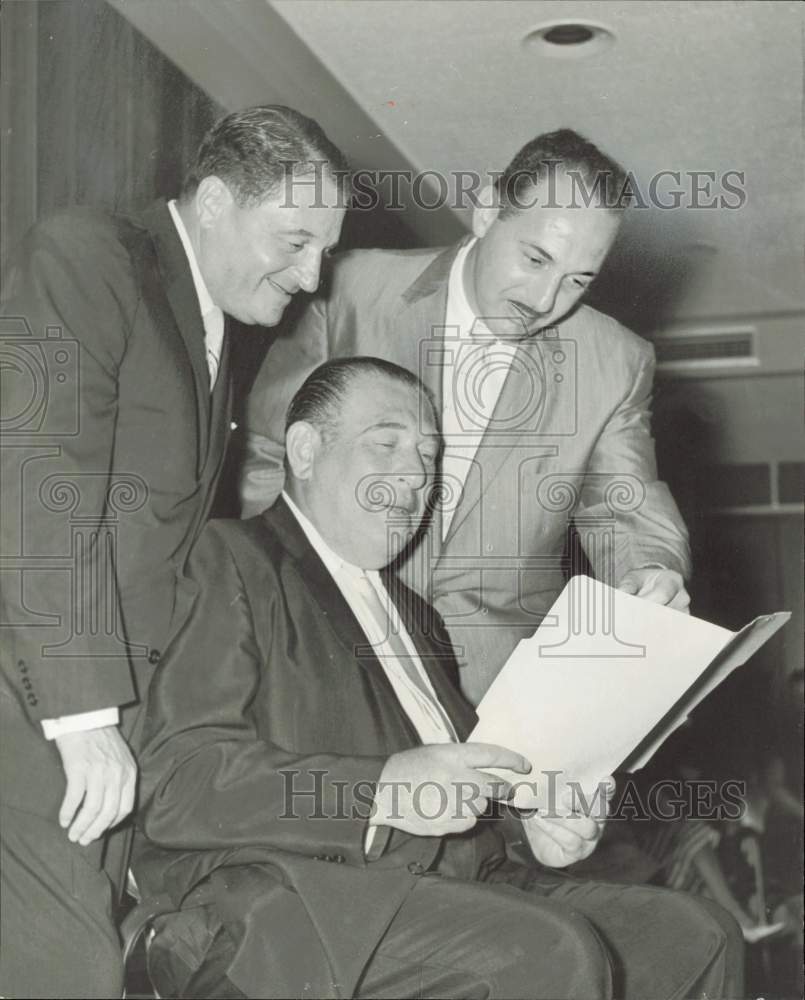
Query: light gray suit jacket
241,242,690,702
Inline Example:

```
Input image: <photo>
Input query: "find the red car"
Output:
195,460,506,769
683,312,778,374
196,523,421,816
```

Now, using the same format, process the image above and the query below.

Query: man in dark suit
241,129,692,705
134,358,741,999
0,105,346,998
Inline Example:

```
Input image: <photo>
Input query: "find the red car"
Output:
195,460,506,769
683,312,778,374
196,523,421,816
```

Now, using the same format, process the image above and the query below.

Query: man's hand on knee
371,743,531,838
55,726,137,846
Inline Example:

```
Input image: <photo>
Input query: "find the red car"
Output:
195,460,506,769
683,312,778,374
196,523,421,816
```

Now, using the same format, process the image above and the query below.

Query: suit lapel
266,503,426,758
263,500,380,663
394,242,469,554
395,242,467,416
140,200,211,471
261,501,472,741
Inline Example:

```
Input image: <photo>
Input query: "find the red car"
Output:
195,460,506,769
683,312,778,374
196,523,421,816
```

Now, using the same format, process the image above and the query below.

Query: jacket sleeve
0,217,137,720
138,523,386,866
576,341,691,584
240,297,329,518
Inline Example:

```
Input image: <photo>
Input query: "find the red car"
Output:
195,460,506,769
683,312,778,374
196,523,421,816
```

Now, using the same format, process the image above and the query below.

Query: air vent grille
655,329,755,365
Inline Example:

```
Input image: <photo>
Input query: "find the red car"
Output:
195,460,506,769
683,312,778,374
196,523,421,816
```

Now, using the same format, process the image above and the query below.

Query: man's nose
395,454,429,494
295,249,323,294
530,273,562,315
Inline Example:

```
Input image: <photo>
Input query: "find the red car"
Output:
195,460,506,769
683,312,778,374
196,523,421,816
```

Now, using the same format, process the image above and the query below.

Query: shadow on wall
586,210,701,337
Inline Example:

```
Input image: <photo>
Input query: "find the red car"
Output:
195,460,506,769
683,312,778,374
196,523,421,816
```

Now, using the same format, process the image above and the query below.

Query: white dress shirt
167,199,225,389
41,201,224,741
440,238,518,539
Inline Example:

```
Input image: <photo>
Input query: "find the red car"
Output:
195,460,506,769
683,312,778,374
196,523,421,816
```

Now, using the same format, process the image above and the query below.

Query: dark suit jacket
0,201,233,821
240,243,691,698
133,499,509,998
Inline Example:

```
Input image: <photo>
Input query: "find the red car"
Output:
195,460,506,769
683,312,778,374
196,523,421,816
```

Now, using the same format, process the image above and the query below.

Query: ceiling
111,0,804,325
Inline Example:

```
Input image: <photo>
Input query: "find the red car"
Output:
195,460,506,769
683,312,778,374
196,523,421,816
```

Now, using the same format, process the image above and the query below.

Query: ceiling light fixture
523,20,614,58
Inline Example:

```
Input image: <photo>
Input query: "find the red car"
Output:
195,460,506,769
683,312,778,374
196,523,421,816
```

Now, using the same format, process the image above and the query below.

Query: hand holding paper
470,576,790,810
521,777,615,867
618,567,691,612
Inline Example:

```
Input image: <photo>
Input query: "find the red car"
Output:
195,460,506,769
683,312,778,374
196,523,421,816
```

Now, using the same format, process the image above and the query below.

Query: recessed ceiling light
523,20,614,58
544,23,595,45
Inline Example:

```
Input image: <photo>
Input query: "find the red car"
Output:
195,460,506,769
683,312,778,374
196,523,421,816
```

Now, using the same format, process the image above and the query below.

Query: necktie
203,307,225,390
440,334,516,539
355,573,457,741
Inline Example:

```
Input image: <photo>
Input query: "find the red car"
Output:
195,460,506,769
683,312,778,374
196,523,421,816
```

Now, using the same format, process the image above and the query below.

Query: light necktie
355,573,457,741
440,332,515,538
203,307,225,391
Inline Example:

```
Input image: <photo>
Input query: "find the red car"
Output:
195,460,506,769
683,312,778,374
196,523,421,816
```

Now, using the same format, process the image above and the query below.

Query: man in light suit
134,357,741,999
0,105,346,998
241,129,691,705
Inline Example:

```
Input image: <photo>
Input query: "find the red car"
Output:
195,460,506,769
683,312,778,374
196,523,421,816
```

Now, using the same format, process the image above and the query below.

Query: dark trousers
0,804,124,999
353,864,742,1000
180,863,743,999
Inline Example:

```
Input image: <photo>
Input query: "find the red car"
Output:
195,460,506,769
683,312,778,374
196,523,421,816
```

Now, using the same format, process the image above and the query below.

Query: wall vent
654,327,756,368
779,462,805,504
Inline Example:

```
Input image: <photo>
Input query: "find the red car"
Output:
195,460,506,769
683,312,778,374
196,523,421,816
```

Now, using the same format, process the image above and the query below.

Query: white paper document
469,575,790,810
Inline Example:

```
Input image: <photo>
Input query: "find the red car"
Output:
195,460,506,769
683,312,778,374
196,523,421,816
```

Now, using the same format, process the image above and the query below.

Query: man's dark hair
182,105,350,205
495,128,628,216
285,357,437,444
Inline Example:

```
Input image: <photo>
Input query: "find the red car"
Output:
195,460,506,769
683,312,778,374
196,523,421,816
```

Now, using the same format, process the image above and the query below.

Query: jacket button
148,649,161,665
407,861,426,876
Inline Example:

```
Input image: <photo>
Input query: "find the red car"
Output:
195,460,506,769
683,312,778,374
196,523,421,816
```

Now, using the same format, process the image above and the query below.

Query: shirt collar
447,236,495,342
281,491,379,585
167,199,218,319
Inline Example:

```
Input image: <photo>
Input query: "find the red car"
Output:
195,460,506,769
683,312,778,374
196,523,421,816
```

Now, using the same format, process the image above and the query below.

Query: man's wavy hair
495,128,628,216
182,105,350,205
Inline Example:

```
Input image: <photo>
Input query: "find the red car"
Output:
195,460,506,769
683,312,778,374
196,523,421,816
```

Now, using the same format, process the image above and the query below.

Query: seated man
133,357,742,1000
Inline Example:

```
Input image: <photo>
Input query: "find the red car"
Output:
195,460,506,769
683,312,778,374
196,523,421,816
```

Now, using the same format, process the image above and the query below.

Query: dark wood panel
1,0,39,266
32,0,220,222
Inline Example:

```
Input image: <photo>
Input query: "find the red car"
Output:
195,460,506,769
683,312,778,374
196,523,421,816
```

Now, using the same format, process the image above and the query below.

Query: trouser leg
0,804,123,999
687,895,745,999
518,868,744,1000
357,873,613,1000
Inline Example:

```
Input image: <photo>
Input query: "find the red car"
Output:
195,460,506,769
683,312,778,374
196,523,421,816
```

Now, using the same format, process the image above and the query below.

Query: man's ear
285,421,321,481
195,176,234,230
471,183,501,239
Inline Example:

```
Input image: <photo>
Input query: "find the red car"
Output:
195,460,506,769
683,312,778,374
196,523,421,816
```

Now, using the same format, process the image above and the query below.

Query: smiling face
286,371,439,570
194,172,345,327
466,171,621,339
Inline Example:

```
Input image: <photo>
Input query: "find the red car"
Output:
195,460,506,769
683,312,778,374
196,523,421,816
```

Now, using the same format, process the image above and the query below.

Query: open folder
469,575,790,810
